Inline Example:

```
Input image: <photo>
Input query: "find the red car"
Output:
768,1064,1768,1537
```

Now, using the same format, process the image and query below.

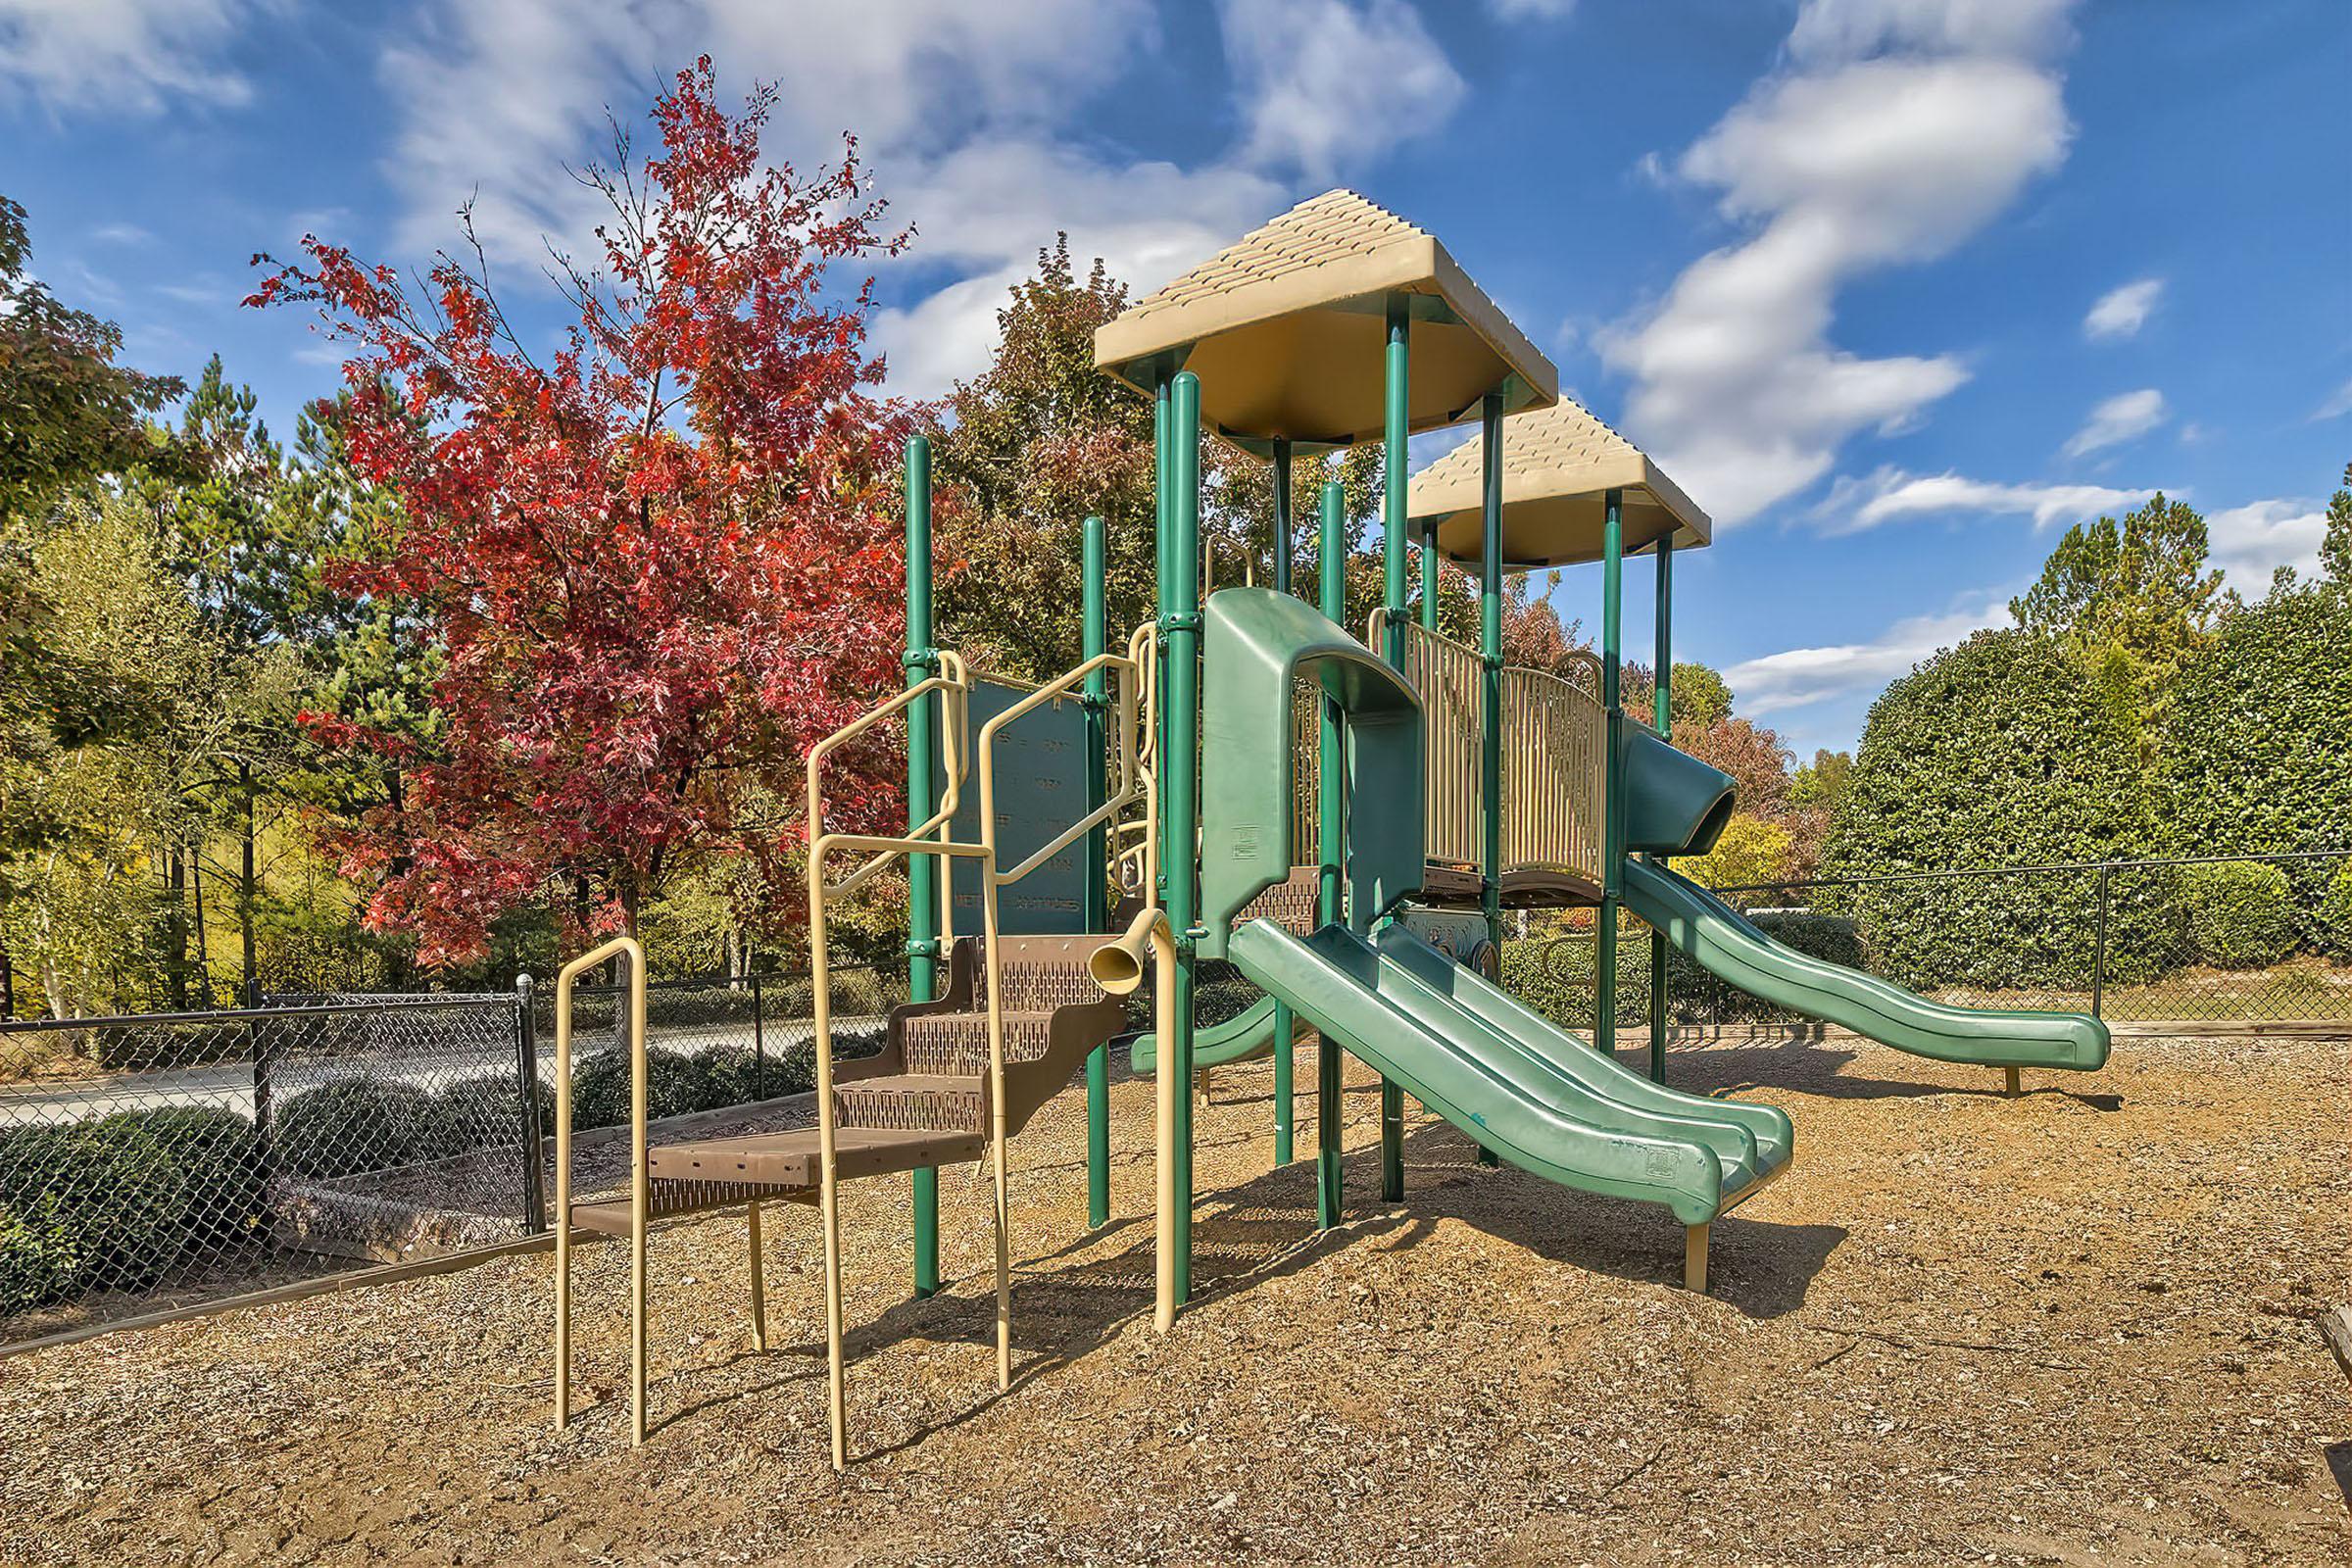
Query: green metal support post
1315,479,1347,1229
904,436,942,1298
1270,440,1296,1167
1082,514,1111,1226
1378,297,1408,1203
1165,372,1202,1305
1153,372,1173,913
1647,538,1673,1083
1595,488,1625,1058
1477,390,1504,1166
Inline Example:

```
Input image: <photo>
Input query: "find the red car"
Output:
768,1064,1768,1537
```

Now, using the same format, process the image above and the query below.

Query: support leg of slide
747,1202,767,1352
2003,1066,2022,1098
1684,1222,1709,1295
1380,1081,1403,1201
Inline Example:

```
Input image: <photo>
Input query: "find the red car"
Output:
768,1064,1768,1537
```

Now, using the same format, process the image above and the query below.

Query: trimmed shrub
2180,860,2297,969
273,1079,458,1178
0,1107,265,1315
2318,859,2352,961
436,1073,529,1152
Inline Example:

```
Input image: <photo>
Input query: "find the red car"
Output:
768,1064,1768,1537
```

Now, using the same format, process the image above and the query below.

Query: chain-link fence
0,961,906,1343
1501,851,2352,1031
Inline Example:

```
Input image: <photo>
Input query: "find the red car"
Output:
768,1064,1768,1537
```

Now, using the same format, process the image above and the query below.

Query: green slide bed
1227,916,1789,1228
1621,857,2110,1073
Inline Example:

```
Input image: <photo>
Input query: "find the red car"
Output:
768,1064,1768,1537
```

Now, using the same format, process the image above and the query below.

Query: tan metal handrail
973,632,1150,1389
802,626,1157,1468
551,933,647,1442
1368,610,1484,870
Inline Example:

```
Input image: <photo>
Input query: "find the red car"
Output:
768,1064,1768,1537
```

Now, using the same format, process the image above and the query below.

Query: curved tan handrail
551,933,646,1442
973,634,1150,1388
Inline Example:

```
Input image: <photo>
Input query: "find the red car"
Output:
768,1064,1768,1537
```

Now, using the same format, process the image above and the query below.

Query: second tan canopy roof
1093,189,1557,449
1408,396,1710,568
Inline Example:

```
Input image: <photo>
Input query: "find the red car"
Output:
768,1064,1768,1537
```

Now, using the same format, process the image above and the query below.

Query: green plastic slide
1621,857,2110,1072
1124,992,1308,1073
1227,917,1790,1226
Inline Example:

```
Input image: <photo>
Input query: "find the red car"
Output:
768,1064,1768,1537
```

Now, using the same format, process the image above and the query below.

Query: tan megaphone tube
1089,906,1160,997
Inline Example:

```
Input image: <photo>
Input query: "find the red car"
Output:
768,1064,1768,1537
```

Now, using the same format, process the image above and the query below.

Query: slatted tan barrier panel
1499,663,1607,888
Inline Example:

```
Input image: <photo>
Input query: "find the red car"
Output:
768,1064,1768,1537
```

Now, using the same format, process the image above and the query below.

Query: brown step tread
647,1125,985,1187
834,1072,986,1134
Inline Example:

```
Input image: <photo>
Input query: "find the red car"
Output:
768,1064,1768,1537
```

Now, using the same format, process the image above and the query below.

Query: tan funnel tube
1094,905,1180,1331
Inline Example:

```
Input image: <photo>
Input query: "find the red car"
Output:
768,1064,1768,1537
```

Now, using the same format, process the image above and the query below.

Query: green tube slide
1227,917,1790,1226
1123,992,1309,1073
1621,857,2110,1072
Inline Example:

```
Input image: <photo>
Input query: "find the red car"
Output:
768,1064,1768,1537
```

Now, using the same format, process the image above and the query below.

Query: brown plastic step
646,1124,985,1188
833,1072,985,1133
898,1009,1053,1075
567,1178,814,1237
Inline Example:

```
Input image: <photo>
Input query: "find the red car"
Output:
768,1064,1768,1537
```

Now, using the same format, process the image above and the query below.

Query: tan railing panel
1499,665,1607,886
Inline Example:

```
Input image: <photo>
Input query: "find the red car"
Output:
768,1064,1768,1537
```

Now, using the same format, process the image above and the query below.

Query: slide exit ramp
1623,858,2110,1074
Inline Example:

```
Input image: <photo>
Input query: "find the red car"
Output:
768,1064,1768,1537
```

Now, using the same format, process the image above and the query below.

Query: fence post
247,976,276,1177
514,974,548,1234
751,971,766,1101
2090,862,2112,1020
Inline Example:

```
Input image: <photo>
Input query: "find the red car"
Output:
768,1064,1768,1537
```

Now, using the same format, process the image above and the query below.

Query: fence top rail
1711,846,2351,898
0,994,518,1035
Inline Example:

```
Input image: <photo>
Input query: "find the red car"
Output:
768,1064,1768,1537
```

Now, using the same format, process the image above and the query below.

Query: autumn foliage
250,62,915,963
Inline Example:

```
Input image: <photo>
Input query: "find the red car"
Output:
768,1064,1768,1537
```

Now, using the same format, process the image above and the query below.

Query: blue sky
4,0,2346,759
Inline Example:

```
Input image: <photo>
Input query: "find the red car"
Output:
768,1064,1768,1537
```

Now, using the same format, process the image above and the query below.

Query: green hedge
2319,859,2352,961
2180,860,2296,969
1822,629,2176,990
0,1107,266,1316
273,1080,459,1179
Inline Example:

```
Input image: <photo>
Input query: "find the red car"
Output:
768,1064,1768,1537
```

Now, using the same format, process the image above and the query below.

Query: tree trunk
239,760,258,997
166,844,189,1009
190,847,211,1004
0,937,13,1020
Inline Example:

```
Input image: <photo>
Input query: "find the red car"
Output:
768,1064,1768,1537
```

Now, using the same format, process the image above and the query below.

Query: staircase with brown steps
567,935,1124,1236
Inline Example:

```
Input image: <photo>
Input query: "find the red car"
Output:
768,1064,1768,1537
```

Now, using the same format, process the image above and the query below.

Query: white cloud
1821,466,2153,533
2082,276,2162,341
88,221,155,246
2061,386,2166,458
869,139,1280,396
0,0,274,115
1600,0,2078,525
1486,0,1577,20
1726,590,2014,717
2315,376,2352,420
1219,0,1465,181
2207,498,2328,587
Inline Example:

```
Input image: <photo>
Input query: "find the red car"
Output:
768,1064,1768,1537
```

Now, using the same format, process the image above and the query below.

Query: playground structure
546,190,2112,1466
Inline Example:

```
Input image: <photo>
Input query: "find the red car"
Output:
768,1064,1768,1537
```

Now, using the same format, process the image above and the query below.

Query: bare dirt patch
3,1030,2346,1566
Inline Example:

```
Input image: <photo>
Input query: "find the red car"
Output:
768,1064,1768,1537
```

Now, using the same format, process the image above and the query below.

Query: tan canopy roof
1407,396,1710,568
1093,189,1557,449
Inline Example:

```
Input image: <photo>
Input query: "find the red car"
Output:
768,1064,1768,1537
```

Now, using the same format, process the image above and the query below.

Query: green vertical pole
904,436,941,1298
1082,514,1111,1225
1419,521,1439,632
1270,441,1296,1167
1165,372,1202,1305
1648,538,1673,1084
1315,479,1347,1230
1152,372,1172,914
1595,488,1625,1058
1378,297,1408,1203
1476,390,1504,1167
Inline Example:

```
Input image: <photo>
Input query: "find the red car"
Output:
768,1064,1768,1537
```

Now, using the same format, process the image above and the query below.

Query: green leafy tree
2010,493,2223,744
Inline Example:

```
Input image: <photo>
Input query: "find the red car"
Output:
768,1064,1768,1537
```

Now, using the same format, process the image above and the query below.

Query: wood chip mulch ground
2,1028,2346,1566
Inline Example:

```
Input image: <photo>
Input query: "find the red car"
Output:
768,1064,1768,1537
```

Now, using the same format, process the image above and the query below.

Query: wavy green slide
1227,916,1790,1229
1622,857,2111,1073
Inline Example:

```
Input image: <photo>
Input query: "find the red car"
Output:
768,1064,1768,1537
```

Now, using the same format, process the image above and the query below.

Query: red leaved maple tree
250,61,915,964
